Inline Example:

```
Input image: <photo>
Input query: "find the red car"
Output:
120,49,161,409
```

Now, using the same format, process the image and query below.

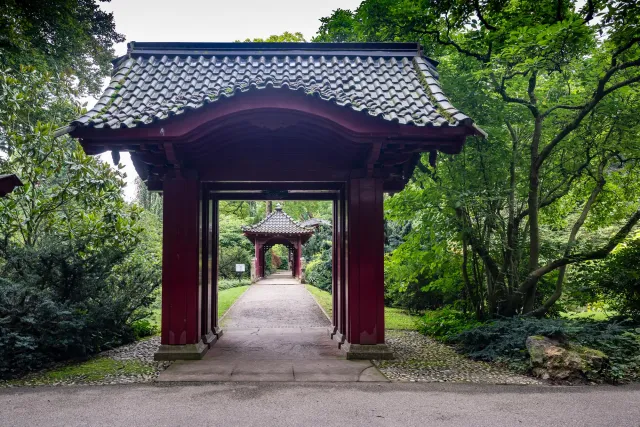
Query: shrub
571,238,640,320
131,319,158,339
417,307,482,342
303,224,332,292
305,251,332,292
218,246,252,279
218,278,252,290
453,317,572,371
0,237,160,379
452,317,640,381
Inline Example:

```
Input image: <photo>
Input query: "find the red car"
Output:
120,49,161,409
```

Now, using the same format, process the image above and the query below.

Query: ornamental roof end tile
65,42,483,135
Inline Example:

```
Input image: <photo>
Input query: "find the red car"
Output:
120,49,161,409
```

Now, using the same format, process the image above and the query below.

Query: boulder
526,335,607,382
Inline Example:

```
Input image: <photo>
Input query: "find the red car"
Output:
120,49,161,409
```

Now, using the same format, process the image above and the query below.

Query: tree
134,177,162,219
241,32,306,43
318,0,640,317
0,0,124,96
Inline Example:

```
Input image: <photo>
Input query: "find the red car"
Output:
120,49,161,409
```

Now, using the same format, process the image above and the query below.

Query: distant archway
242,205,314,280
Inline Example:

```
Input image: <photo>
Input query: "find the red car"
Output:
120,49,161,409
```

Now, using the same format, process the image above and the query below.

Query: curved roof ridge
242,206,314,235
63,42,479,134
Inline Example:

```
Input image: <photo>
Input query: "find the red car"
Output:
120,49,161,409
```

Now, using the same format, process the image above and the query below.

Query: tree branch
517,206,640,297
537,57,640,167
472,0,497,31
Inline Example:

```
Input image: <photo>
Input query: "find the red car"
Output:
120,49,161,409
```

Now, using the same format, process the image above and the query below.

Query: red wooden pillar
330,191,346,341
341,177,393,359
154,174,208,360
207,197,222,340
254,240,263,279
295,238,302,279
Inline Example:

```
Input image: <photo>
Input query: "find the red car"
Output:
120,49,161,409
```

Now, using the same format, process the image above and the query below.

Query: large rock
526,335,607,382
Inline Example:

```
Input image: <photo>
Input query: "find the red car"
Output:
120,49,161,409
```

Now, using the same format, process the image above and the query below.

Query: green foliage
317,0,640,318
572,237,640,320
131,319,158,340
0,0,124,96
241,32,306,43
417,308,482,342
219,214,253,279
304,223,333,292
134,177,162,220
218,278,252,290
453,317,640,381
305,284,333,319
0,66,161,379
0,236,160,379
219,246,252,279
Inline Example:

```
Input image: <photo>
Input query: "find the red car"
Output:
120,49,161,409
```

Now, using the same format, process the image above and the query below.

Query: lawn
148,285,250,331
219,285,250,317
305,285,419,331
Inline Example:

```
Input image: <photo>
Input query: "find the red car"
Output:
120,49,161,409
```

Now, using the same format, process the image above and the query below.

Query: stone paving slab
159,275,388,382
221,281,330,328
157,359,387,382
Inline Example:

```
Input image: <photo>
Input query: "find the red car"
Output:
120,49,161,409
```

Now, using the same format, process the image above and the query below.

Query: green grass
385,307,420,331
306,284,333,319
561,310,613,321
305,285,419,331
2,358,155,386
219,285,250,317
147,285,250,330
43,358,154,382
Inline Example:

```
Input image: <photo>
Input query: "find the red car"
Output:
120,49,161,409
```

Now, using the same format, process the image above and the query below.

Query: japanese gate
63,42,481,360
243,204,314,280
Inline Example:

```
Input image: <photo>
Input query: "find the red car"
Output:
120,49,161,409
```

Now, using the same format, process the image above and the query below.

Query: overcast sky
93,0,363,200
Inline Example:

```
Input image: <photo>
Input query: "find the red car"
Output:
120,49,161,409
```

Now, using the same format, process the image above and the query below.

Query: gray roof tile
243,205,314,235
71,43,475,131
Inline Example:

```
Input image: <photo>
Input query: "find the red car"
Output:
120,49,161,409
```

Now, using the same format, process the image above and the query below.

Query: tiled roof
70,42,475,130
299,218,331,228
243,204,314,235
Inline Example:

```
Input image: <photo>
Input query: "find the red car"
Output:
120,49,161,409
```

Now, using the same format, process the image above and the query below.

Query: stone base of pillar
202,331,218,346
330,329,345,345
154,340,208,361
342,342,394,360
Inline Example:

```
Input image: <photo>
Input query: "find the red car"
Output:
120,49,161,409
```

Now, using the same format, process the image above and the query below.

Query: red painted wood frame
200,181,385,350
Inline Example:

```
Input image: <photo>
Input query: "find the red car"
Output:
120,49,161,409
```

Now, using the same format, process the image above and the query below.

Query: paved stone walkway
158,273,387,382
221,272,329,328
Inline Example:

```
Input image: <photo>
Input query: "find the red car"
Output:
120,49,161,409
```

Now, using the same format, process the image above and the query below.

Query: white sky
93,0,363,200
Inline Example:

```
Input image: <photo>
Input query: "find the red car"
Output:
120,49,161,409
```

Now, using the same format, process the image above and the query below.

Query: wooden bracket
366,142,382,177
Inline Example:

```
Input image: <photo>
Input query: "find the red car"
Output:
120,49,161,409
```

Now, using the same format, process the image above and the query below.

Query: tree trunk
523,116,543,313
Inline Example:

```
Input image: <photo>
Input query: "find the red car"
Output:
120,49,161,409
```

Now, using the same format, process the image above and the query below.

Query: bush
0,237,160,379
219,246,252,279
303,224,332,292
305,251,332,292
218,278,252,290
131,319,158,339
571,238,640,320
452,317,640,381
417,307,482,342
453,317,571,371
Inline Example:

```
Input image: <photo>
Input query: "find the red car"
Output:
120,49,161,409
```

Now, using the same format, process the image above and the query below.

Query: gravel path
375,330,544,385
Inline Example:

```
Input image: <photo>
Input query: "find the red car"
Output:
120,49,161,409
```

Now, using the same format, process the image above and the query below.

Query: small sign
235,264,246,272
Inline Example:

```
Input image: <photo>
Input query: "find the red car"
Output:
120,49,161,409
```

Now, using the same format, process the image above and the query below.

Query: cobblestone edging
374,330,545,385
